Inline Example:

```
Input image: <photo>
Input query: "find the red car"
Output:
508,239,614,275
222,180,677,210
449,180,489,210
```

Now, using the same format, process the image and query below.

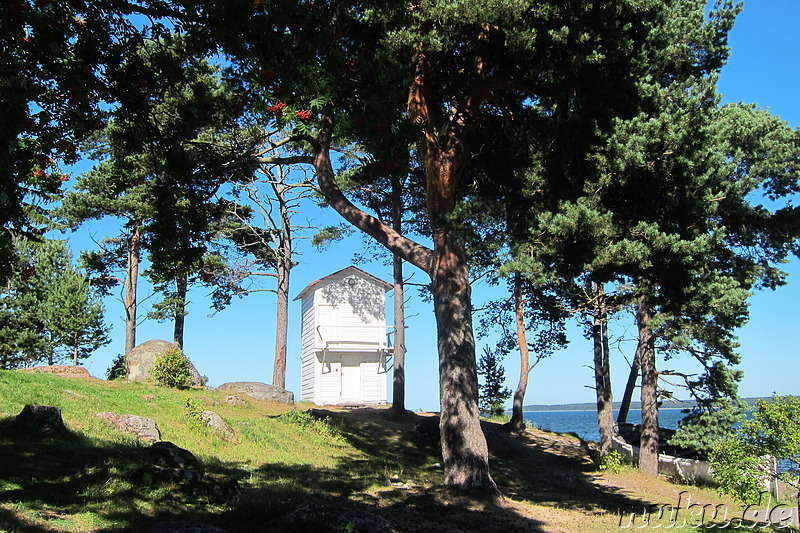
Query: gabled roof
293,266,392,301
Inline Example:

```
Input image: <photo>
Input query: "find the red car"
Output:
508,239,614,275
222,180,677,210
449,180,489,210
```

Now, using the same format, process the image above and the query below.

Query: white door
340,353,362,401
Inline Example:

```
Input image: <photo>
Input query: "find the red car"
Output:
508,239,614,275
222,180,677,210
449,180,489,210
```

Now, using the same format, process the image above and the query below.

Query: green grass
0,370,391,532
1,371,795,533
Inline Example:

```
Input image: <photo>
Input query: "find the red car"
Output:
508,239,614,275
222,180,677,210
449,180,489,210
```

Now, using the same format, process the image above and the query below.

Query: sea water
522,408,794,473
521,408,689,442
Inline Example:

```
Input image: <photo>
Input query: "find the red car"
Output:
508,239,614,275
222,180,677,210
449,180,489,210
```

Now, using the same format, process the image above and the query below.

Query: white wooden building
295,266,393,405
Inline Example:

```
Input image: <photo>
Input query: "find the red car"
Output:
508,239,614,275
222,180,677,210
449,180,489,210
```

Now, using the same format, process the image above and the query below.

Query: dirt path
313,406,768,532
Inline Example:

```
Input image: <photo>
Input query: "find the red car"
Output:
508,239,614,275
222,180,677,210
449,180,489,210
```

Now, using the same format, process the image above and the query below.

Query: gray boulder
147,441,201,469
200,411,236,441
126,339,204,387
411,416,440,447
223,394,247,407
217,382,294,404
97,412,161,442
132,442,239,505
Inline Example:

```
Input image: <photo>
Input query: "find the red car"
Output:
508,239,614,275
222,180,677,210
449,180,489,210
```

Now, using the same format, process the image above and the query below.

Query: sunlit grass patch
0,370,382,530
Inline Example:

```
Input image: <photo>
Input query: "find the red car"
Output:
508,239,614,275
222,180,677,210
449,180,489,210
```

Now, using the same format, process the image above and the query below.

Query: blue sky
69,2,799,411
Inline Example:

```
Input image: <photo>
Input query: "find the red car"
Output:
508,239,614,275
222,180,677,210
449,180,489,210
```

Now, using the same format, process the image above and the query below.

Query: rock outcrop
96,412,162,442
200,411,236,441
19,365,97,380
126,339,204,387
216,382,294,404
223,394,247,407
130,441,239,504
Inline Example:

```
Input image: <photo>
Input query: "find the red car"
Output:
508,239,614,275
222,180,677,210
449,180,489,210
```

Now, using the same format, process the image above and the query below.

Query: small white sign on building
294,266,393,405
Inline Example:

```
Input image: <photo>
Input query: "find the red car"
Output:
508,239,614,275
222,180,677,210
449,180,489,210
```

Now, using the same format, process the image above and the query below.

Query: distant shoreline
521,397,771,412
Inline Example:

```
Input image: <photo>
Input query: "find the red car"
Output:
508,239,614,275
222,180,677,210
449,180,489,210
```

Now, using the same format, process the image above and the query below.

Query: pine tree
0,250,46,369
50,269,111,365
184,0,680,491
493,1,799,473
59,32,259,351
213,140,316,389
477,347,511,418
57,145,154,357
0,238,110,367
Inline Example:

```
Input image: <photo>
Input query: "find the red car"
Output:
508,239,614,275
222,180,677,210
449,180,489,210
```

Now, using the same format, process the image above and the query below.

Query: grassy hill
0,370,791,532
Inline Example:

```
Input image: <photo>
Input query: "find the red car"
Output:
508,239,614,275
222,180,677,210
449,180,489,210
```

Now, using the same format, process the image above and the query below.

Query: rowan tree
711,395,800,517
1,0,134,281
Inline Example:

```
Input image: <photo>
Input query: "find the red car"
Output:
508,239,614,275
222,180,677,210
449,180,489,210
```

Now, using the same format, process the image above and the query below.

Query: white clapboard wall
295,267,393,405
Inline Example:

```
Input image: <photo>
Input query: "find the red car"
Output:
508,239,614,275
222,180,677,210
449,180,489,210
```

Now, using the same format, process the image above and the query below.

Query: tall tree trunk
124,225,140,357
72,331,79,365
592,282,614,456
173,275,187,349
433,231,495,491
617,352,640,424
505,273,529,431
313,112,494,492
391,253,407,414
272,179,291,388
273,246,289,388
422,98,495,490
636,294,659,476
391,177,406,414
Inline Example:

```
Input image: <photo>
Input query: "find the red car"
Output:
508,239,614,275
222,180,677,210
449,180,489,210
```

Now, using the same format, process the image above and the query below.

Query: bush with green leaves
598,449,626,474
184,397,207,432
150,348,193,388
710,395,800,509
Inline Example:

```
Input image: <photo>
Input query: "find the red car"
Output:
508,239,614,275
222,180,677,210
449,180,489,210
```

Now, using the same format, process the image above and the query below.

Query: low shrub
598,449,625,474
184,397,207,432
278,410,343,441
150,349,192,388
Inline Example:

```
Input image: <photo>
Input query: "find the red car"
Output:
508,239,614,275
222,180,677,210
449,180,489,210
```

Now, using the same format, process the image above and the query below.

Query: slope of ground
0,370,793,532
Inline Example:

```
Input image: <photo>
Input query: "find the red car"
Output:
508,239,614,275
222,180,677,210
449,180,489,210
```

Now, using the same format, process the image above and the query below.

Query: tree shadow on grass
0,417,242,532
303,407,721,531
0,406,703,533
0,419,152,531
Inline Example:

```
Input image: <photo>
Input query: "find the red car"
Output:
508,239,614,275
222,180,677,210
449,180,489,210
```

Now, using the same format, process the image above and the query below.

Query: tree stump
13,404,69,435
